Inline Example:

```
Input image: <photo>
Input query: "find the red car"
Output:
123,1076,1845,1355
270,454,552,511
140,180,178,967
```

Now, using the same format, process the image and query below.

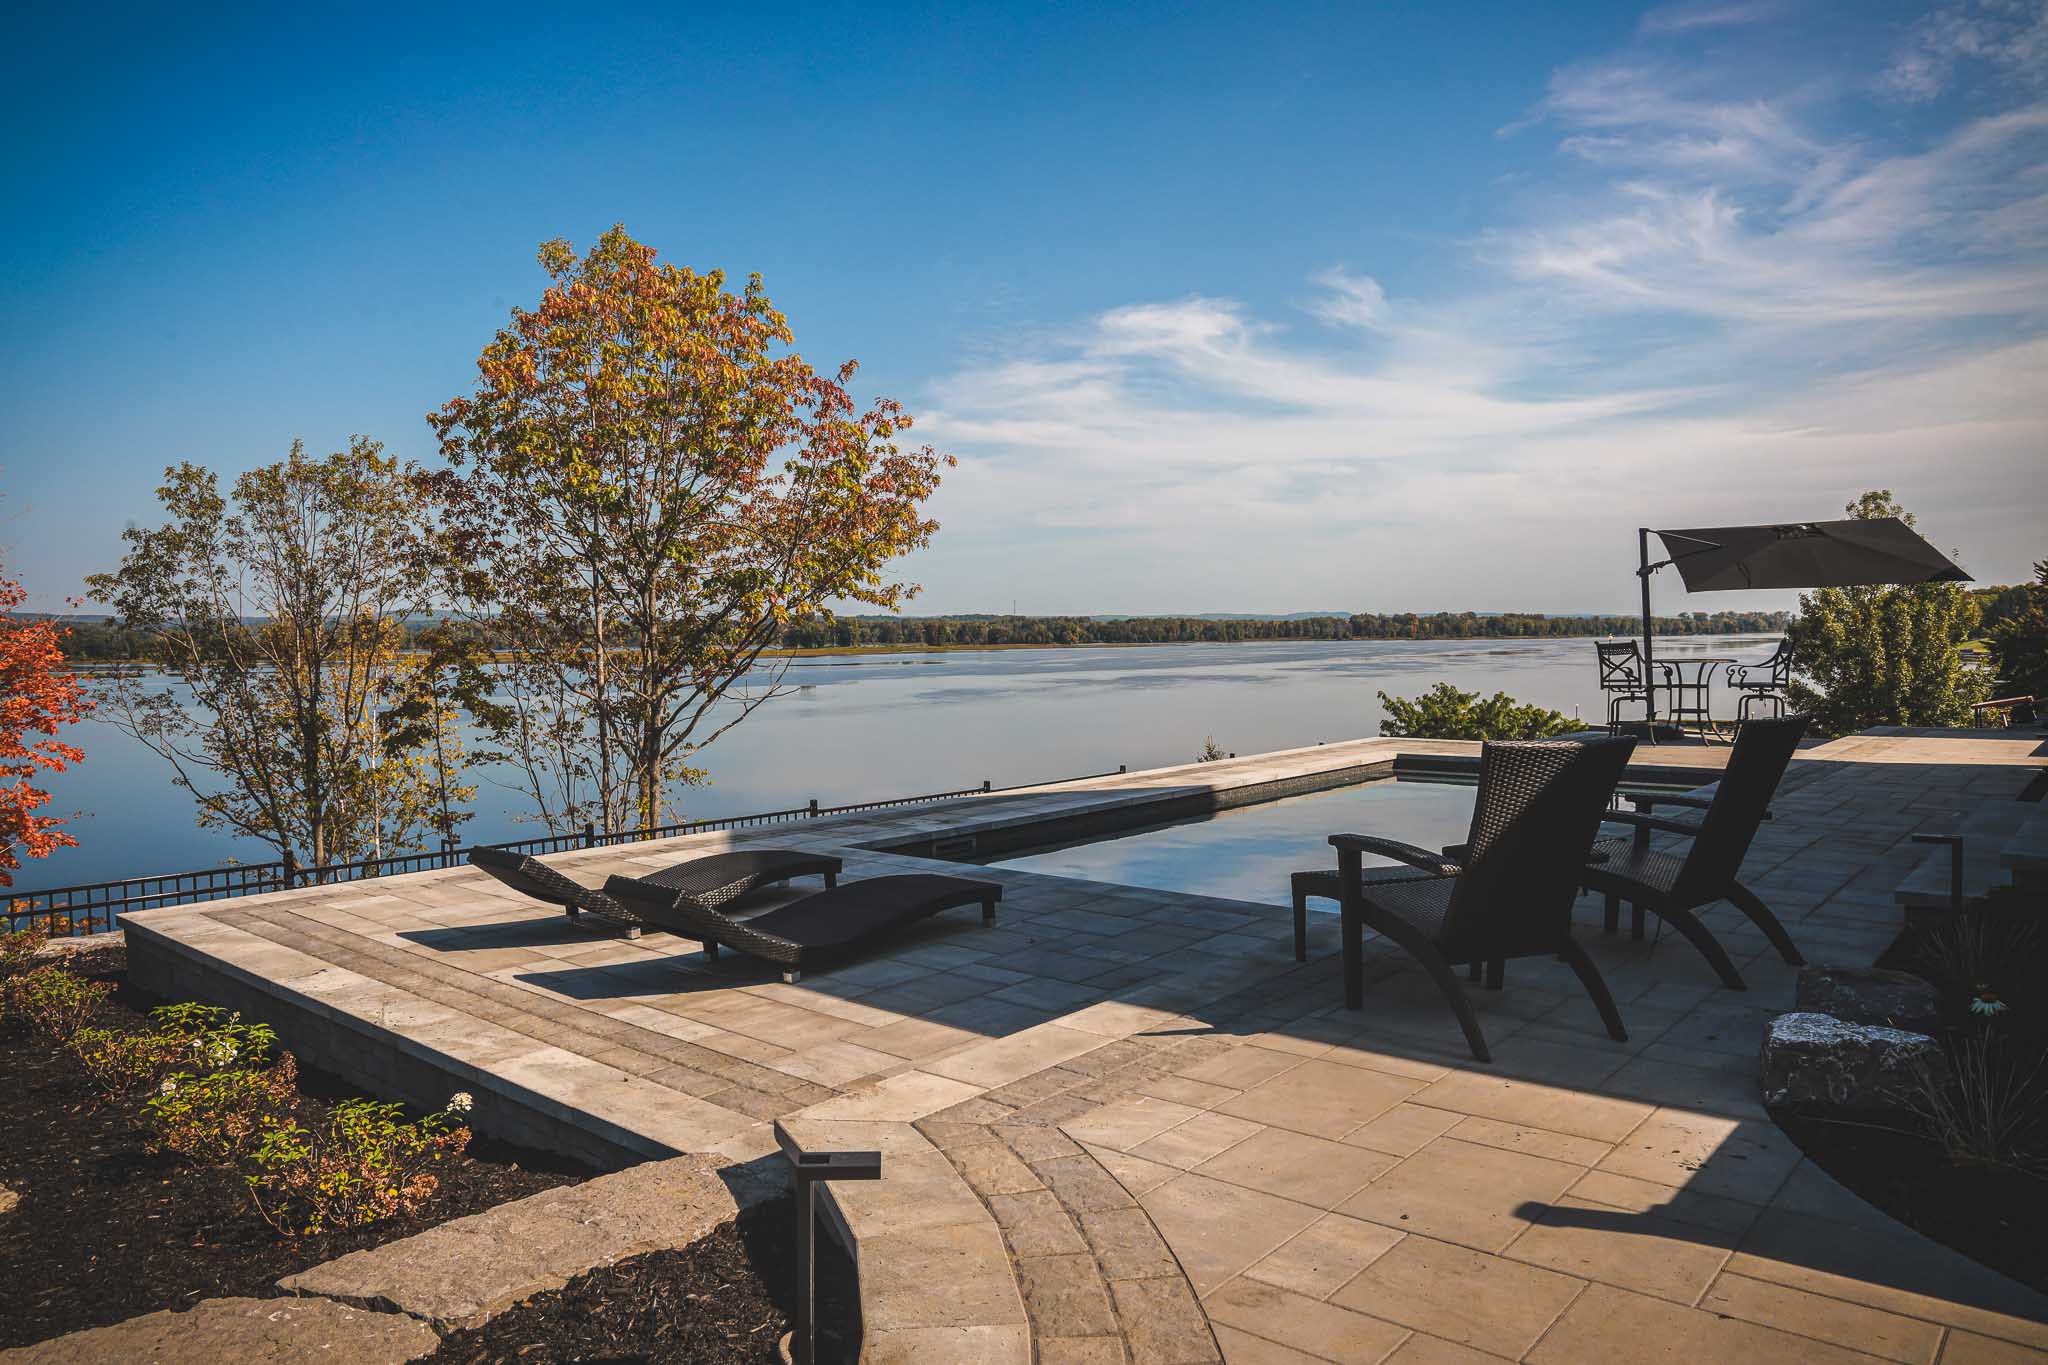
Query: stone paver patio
121,730,2048,1362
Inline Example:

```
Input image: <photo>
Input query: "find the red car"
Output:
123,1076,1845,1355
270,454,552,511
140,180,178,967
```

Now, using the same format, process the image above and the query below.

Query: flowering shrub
2,963,113,1039
70,998,278,1096
141,1053,299,1165
70,1003,277,1097
70,1025,193,1096
246,1096,471,1236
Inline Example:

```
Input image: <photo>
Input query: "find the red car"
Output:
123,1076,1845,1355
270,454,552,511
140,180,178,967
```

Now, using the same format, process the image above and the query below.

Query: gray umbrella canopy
1653,518,1969,592
1630,517,1969,729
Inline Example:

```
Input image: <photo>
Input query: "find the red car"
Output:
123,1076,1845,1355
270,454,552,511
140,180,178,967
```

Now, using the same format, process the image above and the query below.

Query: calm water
996,776,1480,907
993,770,1698,907
25,634,1776,889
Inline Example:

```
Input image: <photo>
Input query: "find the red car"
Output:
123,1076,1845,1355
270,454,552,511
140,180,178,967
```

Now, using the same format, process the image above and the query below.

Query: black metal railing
2,764,1130,936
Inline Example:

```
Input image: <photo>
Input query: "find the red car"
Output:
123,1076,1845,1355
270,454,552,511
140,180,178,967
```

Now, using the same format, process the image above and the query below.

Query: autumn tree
88,439,458,872
427,226,950,833
0,558,93,887
1784,490,1989,735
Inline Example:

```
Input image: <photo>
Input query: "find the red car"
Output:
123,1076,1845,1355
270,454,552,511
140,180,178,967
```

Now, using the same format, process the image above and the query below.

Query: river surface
23,634,1777,890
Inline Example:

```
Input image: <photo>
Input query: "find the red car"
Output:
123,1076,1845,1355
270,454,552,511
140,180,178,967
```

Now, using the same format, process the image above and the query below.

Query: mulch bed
0,945,588,1349
426,1195,861,1364
1775,1110,2048,1296
1775,880,2048,1298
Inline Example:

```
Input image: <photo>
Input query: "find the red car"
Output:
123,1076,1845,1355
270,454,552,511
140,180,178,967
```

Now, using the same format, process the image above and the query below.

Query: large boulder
1795,966,1943,1035
1760,1012,1949,1113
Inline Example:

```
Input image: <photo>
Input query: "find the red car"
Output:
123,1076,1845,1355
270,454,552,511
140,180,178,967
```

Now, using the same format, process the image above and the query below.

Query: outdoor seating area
100,727,2048,1363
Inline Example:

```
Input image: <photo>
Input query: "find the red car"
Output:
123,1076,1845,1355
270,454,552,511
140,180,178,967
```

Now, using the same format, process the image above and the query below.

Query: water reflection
28,634,1776,888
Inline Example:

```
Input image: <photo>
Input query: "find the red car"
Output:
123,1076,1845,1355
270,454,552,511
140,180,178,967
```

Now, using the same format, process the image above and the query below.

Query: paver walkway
119,730,2048,1363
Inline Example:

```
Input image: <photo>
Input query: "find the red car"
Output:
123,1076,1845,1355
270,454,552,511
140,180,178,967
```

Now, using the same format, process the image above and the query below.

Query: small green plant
1911,906,2041,1008
2,963,113,1039
141,1053,300,1165
70,1005,277,1098
0,923,49,978
1376,682,1578,741
246,1095,472,1236
1196,736,1226,762
1909,1035,2048,1171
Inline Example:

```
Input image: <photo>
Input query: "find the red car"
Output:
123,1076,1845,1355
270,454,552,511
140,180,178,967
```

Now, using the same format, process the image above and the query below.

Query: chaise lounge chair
605,872,1001,982
1315,734,1639,1062
1582,713,1810,991
467,846,842,939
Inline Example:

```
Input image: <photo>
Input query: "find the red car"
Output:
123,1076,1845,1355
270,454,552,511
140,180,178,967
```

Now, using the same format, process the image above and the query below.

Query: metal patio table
1661,656,1734,742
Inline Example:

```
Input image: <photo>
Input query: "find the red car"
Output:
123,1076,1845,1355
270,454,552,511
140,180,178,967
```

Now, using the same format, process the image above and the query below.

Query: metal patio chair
1596,640,1671,735
1726,640,1795,724
1318,734,1639,1062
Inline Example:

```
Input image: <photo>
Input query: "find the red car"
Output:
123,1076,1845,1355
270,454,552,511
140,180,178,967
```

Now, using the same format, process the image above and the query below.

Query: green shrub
0,923,49,978
70,1003,279,1098
141,1053,299,1165
246,1097,471,1237
1987,558,2048,702
1910,1034,2048,1171
70,1026,192,1097
1784,491,1989,735
1376,682,1578,741
2,964,113,1039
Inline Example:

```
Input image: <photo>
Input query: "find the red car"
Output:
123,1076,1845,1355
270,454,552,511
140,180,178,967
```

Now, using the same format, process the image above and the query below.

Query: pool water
994,777,1479,908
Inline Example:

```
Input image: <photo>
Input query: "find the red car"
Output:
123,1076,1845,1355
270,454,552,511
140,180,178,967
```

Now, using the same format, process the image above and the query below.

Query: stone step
1894,802,2035,911
1995,801,2048,875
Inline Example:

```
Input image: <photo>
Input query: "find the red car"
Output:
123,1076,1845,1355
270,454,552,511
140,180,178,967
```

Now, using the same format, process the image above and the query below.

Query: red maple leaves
1,561,92,887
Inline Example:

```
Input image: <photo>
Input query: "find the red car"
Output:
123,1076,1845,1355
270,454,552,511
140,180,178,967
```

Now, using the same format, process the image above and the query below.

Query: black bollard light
774,1120,881,1365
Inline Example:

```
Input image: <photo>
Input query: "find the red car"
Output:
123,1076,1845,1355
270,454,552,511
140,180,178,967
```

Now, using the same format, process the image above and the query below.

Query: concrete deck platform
121,731,2048,1363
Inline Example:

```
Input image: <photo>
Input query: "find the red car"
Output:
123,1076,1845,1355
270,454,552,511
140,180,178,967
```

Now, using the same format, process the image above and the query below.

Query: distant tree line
52,607,1793,660
777,609,1791,649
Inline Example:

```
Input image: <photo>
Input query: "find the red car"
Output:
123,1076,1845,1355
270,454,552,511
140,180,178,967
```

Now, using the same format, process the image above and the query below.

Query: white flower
158,1079,178,1096
1970,995,2008,1016
447,1092,474,1113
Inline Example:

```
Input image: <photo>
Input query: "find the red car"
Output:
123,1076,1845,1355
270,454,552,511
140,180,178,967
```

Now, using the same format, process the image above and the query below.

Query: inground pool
990,775,1675,909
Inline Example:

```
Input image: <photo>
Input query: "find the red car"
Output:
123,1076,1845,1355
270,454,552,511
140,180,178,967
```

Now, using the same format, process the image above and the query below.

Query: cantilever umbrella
1635,518,1970,725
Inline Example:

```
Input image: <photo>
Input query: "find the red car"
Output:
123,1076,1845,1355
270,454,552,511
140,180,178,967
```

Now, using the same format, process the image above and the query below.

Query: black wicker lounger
605,872,1001,982
467,847,842,939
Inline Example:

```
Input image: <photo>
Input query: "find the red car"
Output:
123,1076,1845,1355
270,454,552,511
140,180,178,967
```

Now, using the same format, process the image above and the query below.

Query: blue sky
3,0,2044,616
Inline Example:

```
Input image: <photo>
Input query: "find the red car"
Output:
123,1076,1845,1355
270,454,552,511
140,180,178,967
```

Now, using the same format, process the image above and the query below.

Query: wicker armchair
1321,735,1638,1062
1584,713,1809,990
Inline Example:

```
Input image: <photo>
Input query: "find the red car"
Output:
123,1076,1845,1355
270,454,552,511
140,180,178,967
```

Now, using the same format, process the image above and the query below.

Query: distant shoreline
64,629,1789,673
760,631,1786,660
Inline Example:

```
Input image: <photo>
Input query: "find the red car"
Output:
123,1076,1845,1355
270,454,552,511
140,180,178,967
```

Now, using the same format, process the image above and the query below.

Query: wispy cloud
1638,0,1790,34
1883,0,2048,101
909,2,2048,612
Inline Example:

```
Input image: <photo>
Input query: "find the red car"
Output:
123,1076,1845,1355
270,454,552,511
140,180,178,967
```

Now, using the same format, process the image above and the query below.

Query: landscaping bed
1772,883,2048,1297
426,1194,861,1364
0,944,587,1349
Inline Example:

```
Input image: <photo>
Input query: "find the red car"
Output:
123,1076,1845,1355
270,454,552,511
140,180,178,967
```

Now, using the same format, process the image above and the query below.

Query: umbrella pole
1639,527,1657,728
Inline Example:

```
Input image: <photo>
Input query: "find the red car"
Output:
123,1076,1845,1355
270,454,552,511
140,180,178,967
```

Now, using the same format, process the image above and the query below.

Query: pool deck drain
120,732,2048,1362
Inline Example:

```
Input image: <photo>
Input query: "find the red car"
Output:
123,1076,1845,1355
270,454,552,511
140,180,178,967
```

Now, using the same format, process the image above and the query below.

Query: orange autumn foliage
0,562,92,887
